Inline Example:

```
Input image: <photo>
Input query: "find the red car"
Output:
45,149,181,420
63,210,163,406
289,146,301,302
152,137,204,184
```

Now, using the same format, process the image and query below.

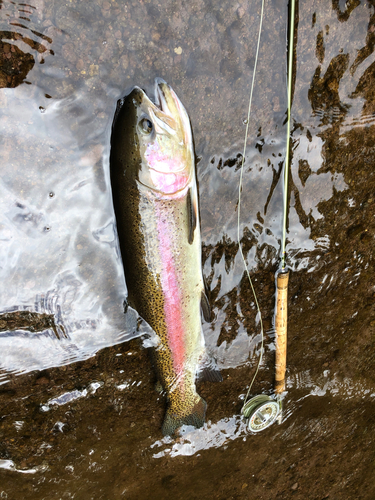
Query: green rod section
281,0,296,270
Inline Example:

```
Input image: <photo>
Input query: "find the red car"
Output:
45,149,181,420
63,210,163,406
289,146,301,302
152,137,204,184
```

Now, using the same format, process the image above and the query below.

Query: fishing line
237,0,265,410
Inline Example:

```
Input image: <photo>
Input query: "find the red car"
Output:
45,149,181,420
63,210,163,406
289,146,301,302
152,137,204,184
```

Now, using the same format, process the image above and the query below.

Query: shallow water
1,0,375,498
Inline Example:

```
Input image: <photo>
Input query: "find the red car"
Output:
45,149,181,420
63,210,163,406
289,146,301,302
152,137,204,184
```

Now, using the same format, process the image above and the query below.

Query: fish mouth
154,78,177,117
130,80,185,122
151,79,191,138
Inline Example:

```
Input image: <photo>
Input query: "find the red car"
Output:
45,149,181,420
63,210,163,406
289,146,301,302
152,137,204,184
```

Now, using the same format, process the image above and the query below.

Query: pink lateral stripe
155,204,186,388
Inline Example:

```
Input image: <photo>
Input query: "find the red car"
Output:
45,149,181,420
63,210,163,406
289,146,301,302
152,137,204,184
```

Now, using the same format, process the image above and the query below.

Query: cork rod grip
275,270,289,394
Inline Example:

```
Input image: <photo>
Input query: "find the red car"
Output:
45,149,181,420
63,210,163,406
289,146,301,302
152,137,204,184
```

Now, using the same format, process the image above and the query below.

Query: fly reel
242,394,280,433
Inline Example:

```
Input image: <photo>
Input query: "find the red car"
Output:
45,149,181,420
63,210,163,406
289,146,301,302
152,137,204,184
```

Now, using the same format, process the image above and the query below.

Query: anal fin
197,351,223,383
199,366,223,383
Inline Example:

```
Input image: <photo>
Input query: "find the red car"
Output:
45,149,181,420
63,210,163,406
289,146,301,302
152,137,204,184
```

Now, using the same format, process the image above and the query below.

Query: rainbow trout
110,80,220,436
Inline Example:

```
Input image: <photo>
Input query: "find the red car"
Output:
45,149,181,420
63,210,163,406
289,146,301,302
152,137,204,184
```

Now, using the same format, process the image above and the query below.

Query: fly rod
273,0,295,422
239,0,295,432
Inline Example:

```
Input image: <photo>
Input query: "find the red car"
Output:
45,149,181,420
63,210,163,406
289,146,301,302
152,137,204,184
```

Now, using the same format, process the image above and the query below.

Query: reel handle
275,269,289,394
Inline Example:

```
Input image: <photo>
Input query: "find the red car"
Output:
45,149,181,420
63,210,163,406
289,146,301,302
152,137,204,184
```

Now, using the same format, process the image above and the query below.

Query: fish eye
139,117,153,134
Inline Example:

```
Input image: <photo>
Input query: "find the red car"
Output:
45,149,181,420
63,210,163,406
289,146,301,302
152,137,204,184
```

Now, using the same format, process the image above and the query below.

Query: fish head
119,80,194,197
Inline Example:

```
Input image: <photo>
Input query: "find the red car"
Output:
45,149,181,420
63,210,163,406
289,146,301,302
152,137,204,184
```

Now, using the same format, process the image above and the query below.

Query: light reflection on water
151,415,247,458
0,459,48,474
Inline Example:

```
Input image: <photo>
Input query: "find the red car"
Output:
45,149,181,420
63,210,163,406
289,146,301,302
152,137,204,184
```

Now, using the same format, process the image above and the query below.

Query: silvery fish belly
110,79,219,436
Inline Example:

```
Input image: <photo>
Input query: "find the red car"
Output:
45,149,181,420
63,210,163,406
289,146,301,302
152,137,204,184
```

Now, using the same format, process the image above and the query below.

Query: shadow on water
1,0,375,498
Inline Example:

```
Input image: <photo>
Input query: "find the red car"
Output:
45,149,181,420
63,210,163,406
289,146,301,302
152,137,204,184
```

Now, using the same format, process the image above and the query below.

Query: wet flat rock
0,311,57,334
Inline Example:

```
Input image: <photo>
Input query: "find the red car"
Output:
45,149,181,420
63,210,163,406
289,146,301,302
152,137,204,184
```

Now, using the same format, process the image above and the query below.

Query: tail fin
162,396,207,436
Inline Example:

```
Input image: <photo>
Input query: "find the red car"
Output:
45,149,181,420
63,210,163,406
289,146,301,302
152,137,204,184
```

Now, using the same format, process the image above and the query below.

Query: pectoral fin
187,187,197,244
197,352,223,383
201,291,211,322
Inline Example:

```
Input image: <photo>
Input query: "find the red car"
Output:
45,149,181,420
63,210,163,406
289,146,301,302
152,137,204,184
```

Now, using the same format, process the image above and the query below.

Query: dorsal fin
187,187,197,244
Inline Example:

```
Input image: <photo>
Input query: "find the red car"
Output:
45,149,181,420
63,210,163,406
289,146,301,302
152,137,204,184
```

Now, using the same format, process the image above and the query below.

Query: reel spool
242,394,280,432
